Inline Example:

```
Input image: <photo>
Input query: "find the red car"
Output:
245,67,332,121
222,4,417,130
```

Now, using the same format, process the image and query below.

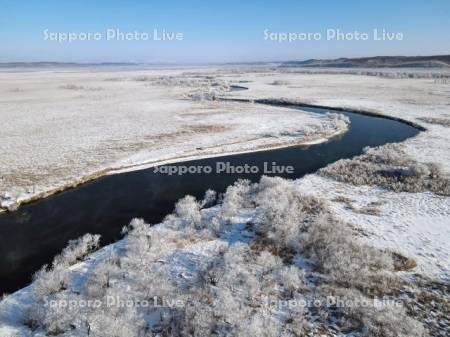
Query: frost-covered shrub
326,112,351,126
270,79,290,85
32,291,148,337
27,225,181,335
175,195,201,225
327,288,425,337
187,244,308,336
122,217,149,235
32,264,71,298
200,189,217,208
122,218,162,269
59,84,84,90
85,307,148,337
362,144,410,166
206,244,263,301
362,304,425,337
320,143,450,195
303,216,398,294
220,179,256,220
322,112,351,135
26,233,102,330
133,75,153,82
14,176,428,337
148,75,229,89
275,265,306,296
417,116,450,127
145,75,230,102
83,260,117,298
236,312,281,337
294,113,350,140
254,176,327,252
252,176,399,295
181,299,215,337
319,113,349,136
53,233,100,267
205,215,222,235
27,291,85,335
163,195,203,231
188,88,222,101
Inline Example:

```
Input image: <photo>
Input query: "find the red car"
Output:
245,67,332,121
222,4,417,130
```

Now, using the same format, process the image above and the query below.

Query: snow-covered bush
320,143,450,195
303,216,398,294
254,176,327,252
59,84,84,90
53,233,100,267
270,79,290,85
133,75,153,82
143,75,231,100
83,260,117,298
163,195,204,232
13,176,428,337
220,179,256,220
188,88,222,101
362,304,425,337
200,189,217,208
293,112,350,140
84,307,148,337
175,195,202,225
327,287,425,337
417,116,450,127
184,243,309,336
252,176,398,295
32,264,71,299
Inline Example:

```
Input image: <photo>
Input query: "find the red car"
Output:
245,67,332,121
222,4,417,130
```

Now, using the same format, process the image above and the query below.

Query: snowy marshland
0,68,349,211
1,66,450,336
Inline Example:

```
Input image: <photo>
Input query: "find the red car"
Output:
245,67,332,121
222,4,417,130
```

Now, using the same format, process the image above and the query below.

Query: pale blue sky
1,0,449,63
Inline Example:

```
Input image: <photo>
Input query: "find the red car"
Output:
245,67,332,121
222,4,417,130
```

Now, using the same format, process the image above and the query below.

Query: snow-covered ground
1,66,449,336
298,175,450,281
0,68,349,211
219,68,450,281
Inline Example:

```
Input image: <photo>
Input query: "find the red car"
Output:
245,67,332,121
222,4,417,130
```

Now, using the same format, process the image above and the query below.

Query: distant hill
280,55,450,68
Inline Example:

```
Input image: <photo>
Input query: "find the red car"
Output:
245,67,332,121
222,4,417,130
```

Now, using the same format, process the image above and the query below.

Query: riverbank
0,68,349,212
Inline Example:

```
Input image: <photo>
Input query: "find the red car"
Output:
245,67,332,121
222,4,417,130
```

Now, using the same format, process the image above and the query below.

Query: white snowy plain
0,66,449,336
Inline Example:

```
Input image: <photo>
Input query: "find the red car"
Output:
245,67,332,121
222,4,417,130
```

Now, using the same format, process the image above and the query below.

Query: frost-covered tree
163,195,202,231
175,195,201,227
200,189,217,208
32,264,71,298
254,176,327,252
53,233,100,267
16,175,428,337
220,179,255,220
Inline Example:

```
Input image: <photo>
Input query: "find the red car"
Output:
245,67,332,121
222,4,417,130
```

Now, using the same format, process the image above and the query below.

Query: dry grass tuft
320,143,450,195
417,117,450,127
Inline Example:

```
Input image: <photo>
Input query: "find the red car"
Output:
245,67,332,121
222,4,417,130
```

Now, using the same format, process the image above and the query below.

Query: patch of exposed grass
320,143,450,195
417,117,450,127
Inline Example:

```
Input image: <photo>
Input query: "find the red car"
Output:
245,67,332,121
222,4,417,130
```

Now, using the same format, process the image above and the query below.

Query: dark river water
0,106,420,295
